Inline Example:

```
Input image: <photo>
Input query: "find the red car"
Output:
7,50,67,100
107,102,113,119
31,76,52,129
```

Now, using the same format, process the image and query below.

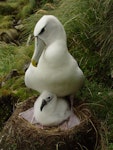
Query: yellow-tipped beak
31,59,37,67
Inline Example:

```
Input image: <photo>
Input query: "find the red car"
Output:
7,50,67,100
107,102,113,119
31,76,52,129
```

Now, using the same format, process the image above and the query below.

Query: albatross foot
19,107,80,130
60,111,80,130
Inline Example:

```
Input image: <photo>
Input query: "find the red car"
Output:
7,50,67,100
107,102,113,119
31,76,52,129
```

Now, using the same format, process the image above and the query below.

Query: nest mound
0,96,101,150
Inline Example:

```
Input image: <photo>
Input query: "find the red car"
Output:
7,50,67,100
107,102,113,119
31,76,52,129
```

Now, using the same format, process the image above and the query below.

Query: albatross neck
43,39,68,64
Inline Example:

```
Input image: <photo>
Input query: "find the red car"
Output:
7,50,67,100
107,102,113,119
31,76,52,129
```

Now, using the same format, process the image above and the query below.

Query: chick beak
40,99,47,111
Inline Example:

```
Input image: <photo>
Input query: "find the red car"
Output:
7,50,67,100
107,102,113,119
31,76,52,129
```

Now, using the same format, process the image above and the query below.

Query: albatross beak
31,37,45,67
40,99,47,111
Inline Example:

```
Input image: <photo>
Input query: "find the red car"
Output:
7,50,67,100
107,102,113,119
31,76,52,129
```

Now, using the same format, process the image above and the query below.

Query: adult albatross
25,15,84,97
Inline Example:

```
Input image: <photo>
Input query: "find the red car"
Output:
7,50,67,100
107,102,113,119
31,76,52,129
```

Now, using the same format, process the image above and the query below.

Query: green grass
0,43,35,76
0,44,16,76
0,15,13,29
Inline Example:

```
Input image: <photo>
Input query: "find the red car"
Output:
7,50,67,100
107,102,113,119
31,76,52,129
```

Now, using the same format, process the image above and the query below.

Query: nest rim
0,96,101,150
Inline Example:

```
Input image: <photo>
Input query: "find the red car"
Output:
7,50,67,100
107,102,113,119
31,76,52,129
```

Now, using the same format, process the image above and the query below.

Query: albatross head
31,15,66,67
40,91,57,111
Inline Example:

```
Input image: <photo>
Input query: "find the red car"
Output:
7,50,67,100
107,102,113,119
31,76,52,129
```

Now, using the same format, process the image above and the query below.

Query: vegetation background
0,0,113,149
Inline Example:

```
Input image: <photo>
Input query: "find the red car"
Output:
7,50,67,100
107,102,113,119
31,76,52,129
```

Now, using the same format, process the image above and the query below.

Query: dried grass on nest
0,96,102,150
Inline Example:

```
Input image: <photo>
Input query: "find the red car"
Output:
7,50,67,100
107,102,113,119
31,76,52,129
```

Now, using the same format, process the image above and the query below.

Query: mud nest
0,96,101,150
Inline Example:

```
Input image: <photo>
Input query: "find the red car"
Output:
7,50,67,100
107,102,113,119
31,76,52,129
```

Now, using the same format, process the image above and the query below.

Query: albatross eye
47,96,52,101
47,96,51,99
39,27,45,35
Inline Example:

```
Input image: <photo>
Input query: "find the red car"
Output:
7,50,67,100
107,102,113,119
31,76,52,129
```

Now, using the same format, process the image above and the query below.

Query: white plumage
25,15,84,97
33,91,71,126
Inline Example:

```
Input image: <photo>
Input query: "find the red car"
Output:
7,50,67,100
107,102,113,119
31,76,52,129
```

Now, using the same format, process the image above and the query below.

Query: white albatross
25,15,84,97
33,91,72,126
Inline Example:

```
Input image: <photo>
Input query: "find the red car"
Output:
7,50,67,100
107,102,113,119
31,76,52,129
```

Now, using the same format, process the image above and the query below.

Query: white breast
25,51,84,96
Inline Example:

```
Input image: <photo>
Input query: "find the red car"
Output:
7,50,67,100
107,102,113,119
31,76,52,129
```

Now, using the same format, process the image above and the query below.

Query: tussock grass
59,0,113,86
0,2,15,15
0,44,16,76
0,44,34,77
0,15,13,29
